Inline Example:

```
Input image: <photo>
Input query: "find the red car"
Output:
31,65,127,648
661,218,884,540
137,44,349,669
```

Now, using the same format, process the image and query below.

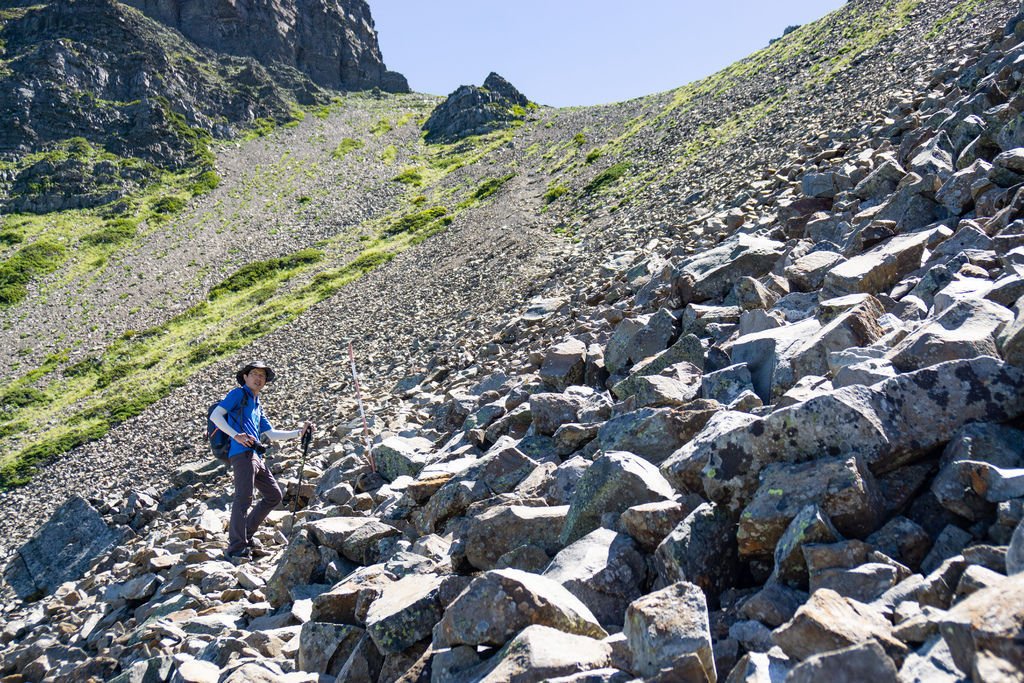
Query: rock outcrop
123,0,409,94
423,72,532,143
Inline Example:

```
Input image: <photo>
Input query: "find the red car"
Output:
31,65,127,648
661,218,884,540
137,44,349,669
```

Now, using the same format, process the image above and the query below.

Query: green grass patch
332,137,364,160
151,195,187,214
371,119,393,136
543,184,569,204
572,133,587,146
383,207,449,237
585,148,603,164
209,248,324,299
459,173,516,209
926,0,991,38
0,240,68,307
0,421,110,488
305,249,396,297
79,218,138,247
381,146,398,164
583,162,630,195
188,170,221,195
392,167,424,186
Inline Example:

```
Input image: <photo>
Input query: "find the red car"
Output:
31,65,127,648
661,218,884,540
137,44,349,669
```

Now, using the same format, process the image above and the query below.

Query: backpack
206,393,248,460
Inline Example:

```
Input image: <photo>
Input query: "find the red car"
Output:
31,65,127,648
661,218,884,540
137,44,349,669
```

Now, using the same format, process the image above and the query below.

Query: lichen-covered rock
561,451,676,545
889,299,1013,372
543,528,647,629
433,569,607,648
457,625,613,683
423,72,530,143
371,436,435,482
364,574,444,655
624,582,715,680
539,338,588,390
655,503,739,607
296,622,365,676
597,407,709,464
464,504,568,570
673,234,787,304
737,456,882,560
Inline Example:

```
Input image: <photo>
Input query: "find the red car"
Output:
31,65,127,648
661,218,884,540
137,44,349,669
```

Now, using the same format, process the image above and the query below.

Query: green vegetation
583,162,630,194
209,248,324,299
470,174,514,201
572,133,587,146
543,183,569,203
188,170,221,195
926,0,992,38
304,250,395,297
381,145,398,163
585,148,603,164
371,119,393,136
392,167,424,186
332,137,364,160
79,219,138,246
0,240,68,307
383,207,448,237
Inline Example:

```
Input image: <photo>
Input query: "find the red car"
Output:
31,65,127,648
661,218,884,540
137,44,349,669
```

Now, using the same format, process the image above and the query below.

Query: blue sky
370,1,847,107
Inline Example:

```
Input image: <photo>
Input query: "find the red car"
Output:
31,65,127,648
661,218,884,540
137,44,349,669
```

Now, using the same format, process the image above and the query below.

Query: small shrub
585,148,603,164
152,195,186,214
0,421,109,489
0,240,67,306
188,170,221,195
0,386,46,411
543,184,569,203
572,133,587,146
0,226,24,247
332,138,364,159
411,195,427,206
381,146,398,163
583,162,630,194
371,119,392,136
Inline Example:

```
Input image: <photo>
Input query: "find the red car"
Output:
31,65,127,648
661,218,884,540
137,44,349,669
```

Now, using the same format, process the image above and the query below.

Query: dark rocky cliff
122,0,409,94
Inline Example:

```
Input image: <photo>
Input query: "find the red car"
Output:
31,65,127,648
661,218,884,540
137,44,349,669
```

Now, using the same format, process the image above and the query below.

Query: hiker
210,360,314,559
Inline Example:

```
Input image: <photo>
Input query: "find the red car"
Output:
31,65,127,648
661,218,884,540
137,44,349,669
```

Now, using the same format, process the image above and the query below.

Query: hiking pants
228,452,282,554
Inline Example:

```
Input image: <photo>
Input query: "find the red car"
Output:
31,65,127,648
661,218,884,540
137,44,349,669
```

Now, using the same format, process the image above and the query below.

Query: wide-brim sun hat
237,360,276,385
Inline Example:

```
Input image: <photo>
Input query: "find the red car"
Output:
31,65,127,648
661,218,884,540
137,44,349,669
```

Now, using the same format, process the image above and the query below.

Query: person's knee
266,485,283,507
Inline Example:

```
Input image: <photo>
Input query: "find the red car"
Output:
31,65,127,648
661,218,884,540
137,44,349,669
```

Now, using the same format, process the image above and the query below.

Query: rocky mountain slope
1,0,1024,681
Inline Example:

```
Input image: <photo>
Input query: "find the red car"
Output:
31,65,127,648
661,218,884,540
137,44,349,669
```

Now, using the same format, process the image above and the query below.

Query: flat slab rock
4,495,125,601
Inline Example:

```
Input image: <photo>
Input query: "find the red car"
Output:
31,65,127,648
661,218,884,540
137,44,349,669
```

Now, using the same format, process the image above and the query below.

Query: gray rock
889,299,1013,372
729,619,775,653
611,334,704,400
543,528,647,630
738,582,808,628
619,498,702,552
365,574,444,654
737,456,882,561
823,227,951,297
772,589,907,662
674,234,787,304
561,451,675,546
937,572,1024,679
540,338,588,391
4,496,125,601
296,622,365,676
790,296,886,380
769,505,843,588
624,582,716,680
598,407,711,464
655,503,739,607
372,436,435,482
896,635,967,683
459,625,613,683
811,562,901,603
464,504,568,570
785,250,847,292
724,651,791,683
433,569,607,648
921,526,972,576
867,517,933,572
663,357,1024,515
1010,519,1024,575
786,641,898,683
931,423,1024,521
701,363,755,406
423,72,529,143
265,530,322,608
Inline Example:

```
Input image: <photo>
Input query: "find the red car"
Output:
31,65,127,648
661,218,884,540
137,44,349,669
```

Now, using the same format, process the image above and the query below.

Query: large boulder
736,455,883,560
624,582,716,681
937,573,1024,679
597,407,709,464
4,496,126,601
655,503,739,607
889,298,1013,372
371,436,435,482
662,357,1024,513
772,589,907,662
464,504,568,570
561,451,676,545
364,574,445,655
451,625,613,683
433,569,607,648
543,528,648,629
822,227,951,297
673,234,787,304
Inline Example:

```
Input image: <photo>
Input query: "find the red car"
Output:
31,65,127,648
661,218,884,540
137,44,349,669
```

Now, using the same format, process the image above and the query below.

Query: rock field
2,0,1024,682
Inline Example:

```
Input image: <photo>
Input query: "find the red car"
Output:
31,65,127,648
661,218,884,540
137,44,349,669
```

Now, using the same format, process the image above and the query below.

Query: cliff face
121,0,410,93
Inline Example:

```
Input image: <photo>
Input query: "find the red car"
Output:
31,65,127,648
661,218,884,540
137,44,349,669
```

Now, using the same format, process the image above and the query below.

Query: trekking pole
290,426,313,534
348,340,377,472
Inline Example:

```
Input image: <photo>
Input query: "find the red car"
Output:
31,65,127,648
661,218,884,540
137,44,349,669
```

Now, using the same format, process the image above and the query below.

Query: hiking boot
226,548,252,563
